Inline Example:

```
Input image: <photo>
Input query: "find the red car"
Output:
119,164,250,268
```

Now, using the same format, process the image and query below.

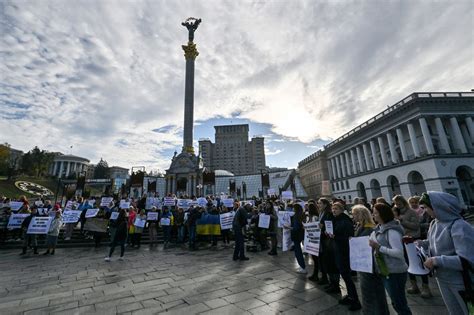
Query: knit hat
419,193,432,209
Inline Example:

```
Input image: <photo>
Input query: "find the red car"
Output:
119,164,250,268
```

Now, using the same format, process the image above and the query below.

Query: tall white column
466,117,474,143
407,123,420,158
435,117,451,154
419,117,435,155
369,140,379,169
350,149,358,174
58,161,64,178
335,156,342,178
344,152,351,176
339,155,346,177
377,136,388,167
53,161,58,176
396,127,408,161
461,124,474,150
356,146,364,172
387,132,398,164
65,162,71,178
362,143,372,171
450,117,468,153
330,159,337,180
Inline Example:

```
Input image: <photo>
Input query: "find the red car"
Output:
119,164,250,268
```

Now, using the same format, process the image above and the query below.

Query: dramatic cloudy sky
1,0,473,172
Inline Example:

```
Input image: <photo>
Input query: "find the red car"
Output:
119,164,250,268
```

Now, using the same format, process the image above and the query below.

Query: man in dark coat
233,203,250,261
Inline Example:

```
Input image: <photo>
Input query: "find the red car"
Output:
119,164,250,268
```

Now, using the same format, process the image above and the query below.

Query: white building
50,154,90,179
324,92,474,208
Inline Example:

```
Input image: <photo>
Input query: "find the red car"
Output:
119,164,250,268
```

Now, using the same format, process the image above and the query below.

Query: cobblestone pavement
0,244,448,314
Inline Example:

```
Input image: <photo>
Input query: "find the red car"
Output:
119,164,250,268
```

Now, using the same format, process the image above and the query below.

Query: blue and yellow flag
196,213,221,235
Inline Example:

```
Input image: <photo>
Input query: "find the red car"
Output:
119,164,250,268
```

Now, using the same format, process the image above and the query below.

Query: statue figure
182,17,202,42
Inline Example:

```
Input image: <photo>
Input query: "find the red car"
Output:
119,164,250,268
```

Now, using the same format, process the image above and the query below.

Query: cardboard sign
134,218,146,228
163,197,176,207
147,212,158,221
196,198,207,207
146,197,161,210
37,208,49,216
303,222,321,256
177,199,192,208
27,217,53,234
405,243,430,275
267,188,276,196
119,200,130,209
219,212,234,230
9,201,23,211
100,197,113,207
62,210,82,223
325,221,333,235
110,212,119,220
85,208,99,218
160,218,171,226
7,214,29,229
88,199,96,207
222,199,234,208
277,211,292,228
350,236,373,273
258,214,271,229
281,191,293,200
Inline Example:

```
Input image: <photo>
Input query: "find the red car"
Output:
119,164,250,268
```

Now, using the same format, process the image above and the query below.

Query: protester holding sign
265,201,278,256
317,198,338,289
175,208,185,244
352,205,389,315
133,209,146,249
287,203,306,273
128,206,137,247
233,203,250,261
306,202,320,282
43,208,63,255
147,207,159,246
160,207,174,248
105,209,127,262
220,207,231,246
20,207,38,255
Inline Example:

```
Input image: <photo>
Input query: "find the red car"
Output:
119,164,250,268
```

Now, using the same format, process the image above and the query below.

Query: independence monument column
181,17,201,154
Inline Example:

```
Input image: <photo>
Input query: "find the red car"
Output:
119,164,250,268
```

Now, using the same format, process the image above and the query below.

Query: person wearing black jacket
187,206,202,250
233,203,250,261
330,202,361,311
318,198,338,288
105,209,127,261
20,207,38,255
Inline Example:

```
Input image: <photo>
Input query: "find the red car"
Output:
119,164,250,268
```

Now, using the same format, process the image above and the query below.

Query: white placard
267,188,276,196
37,208,49,216
282,228,292,252
405,243,430,275
34,201,43,207
303,222,321,256
100,197,113,207
222,199,234,208
146,197,162,210
9,201,23,211
349,236,373,273
281,191,293,200
110,212,119,220
119,200,130,209
85,208,99,218
147,212,158,221
160,218,171,226
7,214,29,229
65,201,75,210
277,211,292,228
163,197,176,206
177,199,192,208
244,200,255,206
88,199,96,207
27,216,53,234
258,214,271,229
325,221,333,235
196,197,207,207
220,212,234,230
134,218,146,228
62,210,82,223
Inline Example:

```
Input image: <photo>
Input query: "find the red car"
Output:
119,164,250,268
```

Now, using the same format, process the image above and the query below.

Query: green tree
0,143,11,177
94,158,110,179
21,146,55,178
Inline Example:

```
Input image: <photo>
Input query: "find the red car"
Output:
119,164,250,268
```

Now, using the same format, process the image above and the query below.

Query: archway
356,182,367,200
387,175,401,199
370,179,382,198
408,171,426,196
456,166,474,206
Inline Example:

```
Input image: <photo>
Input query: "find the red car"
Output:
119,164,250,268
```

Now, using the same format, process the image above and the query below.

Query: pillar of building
369,140,379,169
466,117,474,143
344,152,351,176
386,132,398,164
335,157,342,178
450,117,468,153
407,123,420,158
58,161,64,178
350,149,358,174
65,162,71,178
330,159,337,180
435,117,451,154
396,127,408,161
339,155,346,178
460,124,474,151
356,146,364,172
377,136,388,167
419,117,435,155
362,143,372,171
53,161,58,176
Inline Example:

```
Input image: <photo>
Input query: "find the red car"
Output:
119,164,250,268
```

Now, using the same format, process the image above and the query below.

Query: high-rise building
199,124,266,175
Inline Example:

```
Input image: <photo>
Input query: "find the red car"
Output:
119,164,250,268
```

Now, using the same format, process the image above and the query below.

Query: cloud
265,148,283,156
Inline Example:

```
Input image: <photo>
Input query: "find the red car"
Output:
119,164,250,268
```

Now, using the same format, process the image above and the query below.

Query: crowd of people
0,191,473,315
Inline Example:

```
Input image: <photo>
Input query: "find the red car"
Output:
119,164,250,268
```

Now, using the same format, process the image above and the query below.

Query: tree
94,158,110,179
21,146,54,178
0,143,11,177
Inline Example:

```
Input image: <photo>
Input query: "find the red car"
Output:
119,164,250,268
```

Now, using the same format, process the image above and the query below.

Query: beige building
199,124,266,175
298,150,331,200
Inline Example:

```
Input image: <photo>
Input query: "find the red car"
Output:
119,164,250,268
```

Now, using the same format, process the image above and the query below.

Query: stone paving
0,244,448,314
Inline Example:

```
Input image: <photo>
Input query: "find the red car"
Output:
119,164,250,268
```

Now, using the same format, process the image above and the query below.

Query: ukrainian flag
196,214,221,235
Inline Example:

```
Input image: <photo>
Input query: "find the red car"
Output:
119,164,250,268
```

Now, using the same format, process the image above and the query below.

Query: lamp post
196,184,203,197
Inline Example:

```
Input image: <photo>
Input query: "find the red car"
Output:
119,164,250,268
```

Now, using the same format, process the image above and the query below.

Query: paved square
0,245,448,314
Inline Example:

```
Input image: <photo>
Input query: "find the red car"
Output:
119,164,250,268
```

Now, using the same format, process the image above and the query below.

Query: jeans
149,224,157,244
341,271,359,301
293,240,305,269
233,226,245,259
109,239,125,257
163,226,171,243
178,225,185,243
437,278,468,315
382,273,412,315
188,225,196,247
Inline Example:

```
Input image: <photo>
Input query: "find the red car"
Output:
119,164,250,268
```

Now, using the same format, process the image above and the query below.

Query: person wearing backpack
417,192,474,315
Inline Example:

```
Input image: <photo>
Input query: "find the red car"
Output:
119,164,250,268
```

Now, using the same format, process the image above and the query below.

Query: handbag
459,256,474,315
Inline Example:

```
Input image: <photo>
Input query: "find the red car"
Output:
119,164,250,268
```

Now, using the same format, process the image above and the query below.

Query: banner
277,211,293,228
146,197,162,210
134,218,146,228
349,236,373,273
219,212,234,230
405,243,430,275
85,208,99,218
83,218,108,233
9,201,23,211
324,221,334,235
160,218,171,226
196,197,207,207
282,228,292,252
7,214,29,229
119,200,130,209
100,197,113,207
110,212,119,220
147,212,158,221
303,222,321,256
267,188,276,196
27,217,53,234
163,197,176,207
62,210,82,224
177,199,192,208
281,191,293,200
258,214,270,229
34,201,44,207
222,198,234,208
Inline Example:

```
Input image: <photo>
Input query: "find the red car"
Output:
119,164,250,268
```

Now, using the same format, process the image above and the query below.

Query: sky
1,0,473,173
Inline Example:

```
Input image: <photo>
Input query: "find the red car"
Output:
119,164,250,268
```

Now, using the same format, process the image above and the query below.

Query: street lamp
196,184,203,197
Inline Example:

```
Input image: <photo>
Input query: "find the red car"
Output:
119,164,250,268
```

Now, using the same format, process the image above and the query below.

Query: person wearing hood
369,203,412,315
417,192,474,315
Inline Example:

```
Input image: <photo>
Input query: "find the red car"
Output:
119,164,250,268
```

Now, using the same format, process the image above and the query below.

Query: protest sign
62,210,82,223
34,201,43,207
147,212,158,221
119,200,130,209
88,199,96,207
212,200,218,206
146,197,162,210
163,197,176,207
83,218,108,233
303,222,321,256
277,211,292,228
281,191,293,200
27,217,53,234
244,200,255,206
134,218,146,228
219,212,234,230
110,212,119,220
160,218,171,226
267,188,276,196
222,198,234,208
7,214,29,229
258,214,271,229
9,201,23,211
85,208,99,218
37,208,49,216
65,201,78,210
196,197,207,207
100,197,113,207
349,236,373,273
325,221,334,235
282,228,292,251
405,243,430,275
177,199,192,208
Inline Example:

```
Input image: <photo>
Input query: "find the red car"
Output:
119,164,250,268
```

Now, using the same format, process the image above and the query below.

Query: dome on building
214,169,234,177
97,158,109,168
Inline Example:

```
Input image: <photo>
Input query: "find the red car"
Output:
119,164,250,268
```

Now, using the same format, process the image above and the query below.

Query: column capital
182,42,199,60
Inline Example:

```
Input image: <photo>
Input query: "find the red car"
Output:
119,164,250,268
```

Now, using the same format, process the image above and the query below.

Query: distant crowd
0,191,473,315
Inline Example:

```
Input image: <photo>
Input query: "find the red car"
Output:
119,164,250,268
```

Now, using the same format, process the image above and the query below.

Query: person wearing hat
43,206,63,255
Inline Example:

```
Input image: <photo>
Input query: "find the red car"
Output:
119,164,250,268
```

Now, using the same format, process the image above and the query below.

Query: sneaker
297,268,307,274
104,257,111,262
118,257,124,261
